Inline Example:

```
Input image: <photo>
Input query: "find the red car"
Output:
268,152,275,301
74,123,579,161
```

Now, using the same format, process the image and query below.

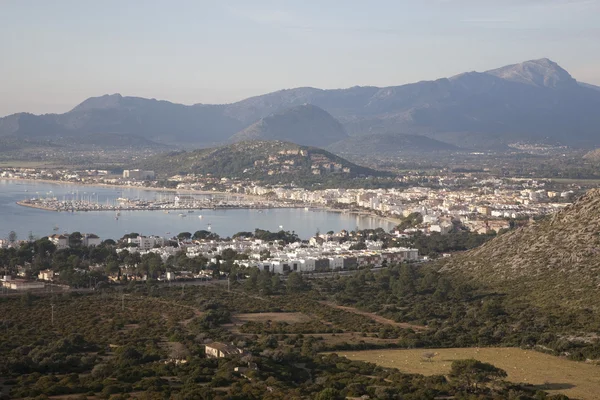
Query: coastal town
0,165,578,293
2,166,576,236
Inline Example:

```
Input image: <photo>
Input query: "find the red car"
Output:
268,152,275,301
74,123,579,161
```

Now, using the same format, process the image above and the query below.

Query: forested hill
439,188,600,310
133,140,387,182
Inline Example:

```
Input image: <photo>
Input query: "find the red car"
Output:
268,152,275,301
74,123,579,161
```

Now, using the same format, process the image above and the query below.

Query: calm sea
0,180,394,241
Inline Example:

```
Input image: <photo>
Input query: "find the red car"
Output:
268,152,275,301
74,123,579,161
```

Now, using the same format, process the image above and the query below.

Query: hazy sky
1,0,599,116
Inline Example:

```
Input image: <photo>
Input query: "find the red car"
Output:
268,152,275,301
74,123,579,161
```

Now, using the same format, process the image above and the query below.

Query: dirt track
319,301,428,331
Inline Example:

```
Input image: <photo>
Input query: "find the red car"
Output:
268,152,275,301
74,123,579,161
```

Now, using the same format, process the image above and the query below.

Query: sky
1,0,599,116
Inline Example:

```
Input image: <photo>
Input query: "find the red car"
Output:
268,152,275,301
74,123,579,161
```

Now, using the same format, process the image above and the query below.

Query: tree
105,260,120,276
69,232,82,247
349,241,367,250
244,268,258,291
177,232,192,241
233,231,253,239
259,250,271,261
395,212,423,231
8,231,17,243
271,274,282,293
193,230,219,240
221,248,238,261
34,238,56,257
257,270,272,295
264,191,277,200
286,272,306,293
449,359,507,391
316,388,344,400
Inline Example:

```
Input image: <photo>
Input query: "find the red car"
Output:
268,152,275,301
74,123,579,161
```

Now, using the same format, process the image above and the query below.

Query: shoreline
321,207,402,226
1,177,260,199
6,177,398,227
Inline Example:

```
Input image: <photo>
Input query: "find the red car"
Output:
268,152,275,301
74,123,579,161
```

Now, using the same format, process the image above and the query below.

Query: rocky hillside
230,105,348,147
439,189,600,309
583,148,600,162
134,140,385,182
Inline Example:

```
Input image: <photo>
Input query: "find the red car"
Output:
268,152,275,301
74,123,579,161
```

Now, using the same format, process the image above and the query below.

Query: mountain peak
70,93,124,112
486,58,576,89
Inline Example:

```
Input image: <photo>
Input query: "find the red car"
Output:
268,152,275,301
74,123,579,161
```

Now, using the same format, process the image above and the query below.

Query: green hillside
134,140,388,184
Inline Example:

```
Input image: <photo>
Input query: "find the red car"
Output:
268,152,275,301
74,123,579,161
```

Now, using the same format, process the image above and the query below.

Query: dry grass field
306,332,400,346
337,347,600,400
232,312,312,324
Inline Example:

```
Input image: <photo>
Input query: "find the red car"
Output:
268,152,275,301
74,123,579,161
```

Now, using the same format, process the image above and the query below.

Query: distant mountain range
3,58,600,152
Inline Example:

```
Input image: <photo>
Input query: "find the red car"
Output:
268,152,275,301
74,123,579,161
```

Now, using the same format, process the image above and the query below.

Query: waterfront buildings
122,169,155,180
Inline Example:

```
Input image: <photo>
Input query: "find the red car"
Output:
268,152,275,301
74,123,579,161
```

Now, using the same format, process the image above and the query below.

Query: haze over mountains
2,58,600,153
230,105,348,147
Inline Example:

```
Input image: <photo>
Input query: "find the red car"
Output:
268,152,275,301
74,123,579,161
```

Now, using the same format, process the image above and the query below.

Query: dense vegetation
1,223,598,398
318,264,600,362
0,281,570,400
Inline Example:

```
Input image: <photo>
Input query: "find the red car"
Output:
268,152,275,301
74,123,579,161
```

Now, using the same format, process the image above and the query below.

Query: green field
337,347,600,400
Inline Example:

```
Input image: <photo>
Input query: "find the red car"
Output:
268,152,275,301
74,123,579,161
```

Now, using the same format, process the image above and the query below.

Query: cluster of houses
235,246,418,274
245,182,572,235
2,229,420,290
47,233,102,249
121,232,419,276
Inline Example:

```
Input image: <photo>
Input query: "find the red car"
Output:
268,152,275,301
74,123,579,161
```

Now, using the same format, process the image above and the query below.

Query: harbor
16,192,293,213
1,180,394,240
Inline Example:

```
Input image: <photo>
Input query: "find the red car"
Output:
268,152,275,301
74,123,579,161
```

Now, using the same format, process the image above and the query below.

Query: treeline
395,231,497,258
1,286,568,400
319,264,600,361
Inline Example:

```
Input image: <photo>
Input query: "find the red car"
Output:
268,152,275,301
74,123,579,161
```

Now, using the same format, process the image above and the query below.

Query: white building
123,169,155,180
2,280,45,291
127,236,166,250
205,342,243,358
38,269,54,281
328,257,344,270
82,234,102,247
48,234,69,249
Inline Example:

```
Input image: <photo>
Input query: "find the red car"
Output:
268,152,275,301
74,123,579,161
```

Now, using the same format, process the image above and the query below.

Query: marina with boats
16,192,297,212
1,180,394,240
